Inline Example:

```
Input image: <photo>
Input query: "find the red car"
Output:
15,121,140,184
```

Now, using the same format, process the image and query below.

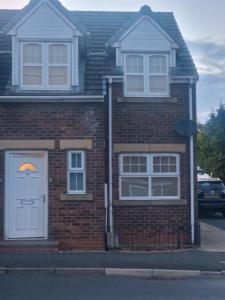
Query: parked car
197,167,212,181
198,178,225,217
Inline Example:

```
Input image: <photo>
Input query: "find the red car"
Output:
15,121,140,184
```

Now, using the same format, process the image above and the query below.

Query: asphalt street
1,274,225,300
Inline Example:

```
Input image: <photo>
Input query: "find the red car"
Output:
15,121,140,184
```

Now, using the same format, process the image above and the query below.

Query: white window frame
148,54,169,97
20,42,44,89
67,151,86,194
124,53,170,98
20,41,71,90
124,54,146,97
119,153,180,200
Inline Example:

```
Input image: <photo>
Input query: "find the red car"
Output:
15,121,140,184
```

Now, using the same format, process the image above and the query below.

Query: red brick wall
111,82,197,248
0,81,197,251
0,102,106,250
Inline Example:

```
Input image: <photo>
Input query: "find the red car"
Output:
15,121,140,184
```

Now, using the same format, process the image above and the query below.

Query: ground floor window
119,153,180,200
67,151,86,194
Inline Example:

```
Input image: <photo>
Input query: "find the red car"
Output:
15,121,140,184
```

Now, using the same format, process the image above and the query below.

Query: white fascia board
7,0,82,37
112,15,178,49
171,77,198,84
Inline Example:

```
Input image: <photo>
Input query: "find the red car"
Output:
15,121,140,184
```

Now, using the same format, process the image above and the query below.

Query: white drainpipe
108,77,113,235
189,79,195,244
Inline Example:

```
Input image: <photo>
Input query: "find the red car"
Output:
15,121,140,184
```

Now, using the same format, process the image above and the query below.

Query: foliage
197,105,225,181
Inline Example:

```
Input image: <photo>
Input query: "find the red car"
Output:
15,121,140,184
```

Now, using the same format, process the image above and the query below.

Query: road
1,274,225,300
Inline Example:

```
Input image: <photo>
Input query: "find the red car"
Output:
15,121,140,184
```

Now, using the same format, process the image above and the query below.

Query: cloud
188,38,225,75
187,38,225,123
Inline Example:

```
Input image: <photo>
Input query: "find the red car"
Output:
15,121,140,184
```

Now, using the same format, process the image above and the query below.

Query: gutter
0,95,104,103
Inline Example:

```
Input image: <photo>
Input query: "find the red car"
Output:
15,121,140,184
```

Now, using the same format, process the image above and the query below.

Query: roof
0,5,198,95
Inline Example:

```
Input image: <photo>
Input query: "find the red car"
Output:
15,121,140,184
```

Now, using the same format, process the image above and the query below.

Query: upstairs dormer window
20,42,71,90
124,54,169,97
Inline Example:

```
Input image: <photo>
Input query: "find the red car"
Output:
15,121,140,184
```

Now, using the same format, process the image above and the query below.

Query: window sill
60,194,93,201
113,199,187,206
117,97,177,103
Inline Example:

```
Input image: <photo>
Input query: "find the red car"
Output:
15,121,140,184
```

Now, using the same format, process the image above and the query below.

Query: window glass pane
161,165,169,173
71,153,82,169
153,156,177,174
122,156,147,173
123,157,130,165
170,157,176,164
161,157,169,164
149,75,167,93
77,173,84,190
153,164,160,173
126,75,144,93
49,66,68,86
126,55,143,73
70,172,84,191
121,177,149,197
23,43,42,64
23,66,42,85
152,177,178,197
170,165,177,173
123,165,130,173
131,164,139,173
49,44,68,64
149,55,167,73
140,165,147,172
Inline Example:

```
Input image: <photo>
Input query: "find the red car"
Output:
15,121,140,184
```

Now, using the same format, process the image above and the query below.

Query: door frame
4,151,48,240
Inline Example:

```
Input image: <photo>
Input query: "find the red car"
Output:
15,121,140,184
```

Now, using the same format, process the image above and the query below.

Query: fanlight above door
18,162,37,172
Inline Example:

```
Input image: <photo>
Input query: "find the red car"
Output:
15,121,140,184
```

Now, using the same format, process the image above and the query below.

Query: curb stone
0,268,225,279
105,268,152,278
0,268,6,275
56,268,105,275
152,269,200,279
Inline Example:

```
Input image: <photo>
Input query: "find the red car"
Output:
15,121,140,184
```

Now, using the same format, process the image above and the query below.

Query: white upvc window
67,151,86,194
119,154,179,200
124,53,169,97
20,42,71,90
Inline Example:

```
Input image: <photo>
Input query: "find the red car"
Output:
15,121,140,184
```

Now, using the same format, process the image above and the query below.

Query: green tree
198,105,225,181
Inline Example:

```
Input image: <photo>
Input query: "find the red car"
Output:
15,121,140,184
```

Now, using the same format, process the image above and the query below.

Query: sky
1,0,225,123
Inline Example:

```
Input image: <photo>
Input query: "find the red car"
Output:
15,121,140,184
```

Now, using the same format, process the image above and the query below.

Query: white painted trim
8,0,82,36
71,38,79,86
116,47,122,66
67,151,86,194
112,15,178,49
4,151,48,240
119,153,180,201
12,36,19,86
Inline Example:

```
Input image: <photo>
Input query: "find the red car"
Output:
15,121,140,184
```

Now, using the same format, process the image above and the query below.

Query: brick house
0,0,198,251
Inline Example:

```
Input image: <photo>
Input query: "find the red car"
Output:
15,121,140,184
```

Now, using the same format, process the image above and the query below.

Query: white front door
5,152,47,239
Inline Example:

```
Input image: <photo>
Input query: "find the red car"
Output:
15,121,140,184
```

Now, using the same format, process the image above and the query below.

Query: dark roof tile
0,7,198,95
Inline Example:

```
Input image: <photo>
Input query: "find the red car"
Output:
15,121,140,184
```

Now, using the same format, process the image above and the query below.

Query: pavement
200,213,225,251
0,214,225,279
0,250,225,274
